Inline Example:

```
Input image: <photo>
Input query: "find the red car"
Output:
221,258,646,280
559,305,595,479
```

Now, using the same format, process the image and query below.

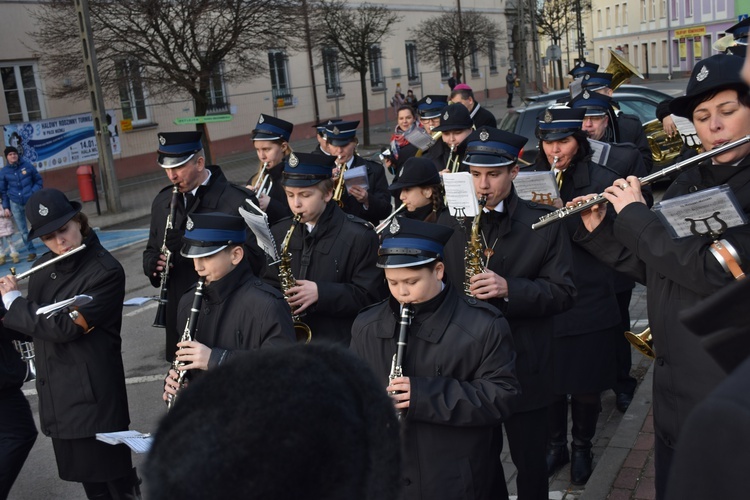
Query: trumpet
333,155,347,207
252,162,273,197
532,135,750,230
447,145,461,173
375,204,407,234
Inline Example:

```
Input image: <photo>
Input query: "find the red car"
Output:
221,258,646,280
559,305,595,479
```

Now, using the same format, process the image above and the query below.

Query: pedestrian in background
0,196,18,265
0,147,42,262
506,69,516,108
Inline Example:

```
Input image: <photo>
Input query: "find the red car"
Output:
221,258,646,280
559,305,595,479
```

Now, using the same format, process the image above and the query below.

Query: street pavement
8,79,691,499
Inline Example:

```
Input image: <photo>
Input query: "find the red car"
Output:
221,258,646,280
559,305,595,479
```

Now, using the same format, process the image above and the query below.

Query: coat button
39,378,45,385
43,428,50,436
656,357,665,366
50,273,57,280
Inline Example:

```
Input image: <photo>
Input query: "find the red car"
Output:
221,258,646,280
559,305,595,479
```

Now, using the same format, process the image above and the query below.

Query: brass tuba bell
605,48,644,91
625,327,655,359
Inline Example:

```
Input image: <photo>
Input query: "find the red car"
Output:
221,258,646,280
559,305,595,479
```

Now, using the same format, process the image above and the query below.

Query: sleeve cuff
3,290,21,310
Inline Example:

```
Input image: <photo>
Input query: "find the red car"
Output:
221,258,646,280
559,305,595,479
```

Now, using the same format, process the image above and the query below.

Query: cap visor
158,153,196,168
463,154,515,167
537,130,577,141
253,132,284,141
282,177,326,188
28,204,81,240
327,138,353,147
433,123,472,132
180,243,228,258
377,255,437,268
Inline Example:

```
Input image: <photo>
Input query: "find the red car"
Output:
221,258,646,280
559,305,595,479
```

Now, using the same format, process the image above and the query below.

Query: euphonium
12,339,36,382
388,303,414,420
153,185,180,328
464,196,488,296
279,214,313,343
252,161,273,197
333,156,347,207
166,277,206,410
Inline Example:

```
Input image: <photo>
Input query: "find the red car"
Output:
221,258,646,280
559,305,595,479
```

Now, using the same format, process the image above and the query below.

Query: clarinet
388,303,414,420
166,277,206,410
153,185,180,328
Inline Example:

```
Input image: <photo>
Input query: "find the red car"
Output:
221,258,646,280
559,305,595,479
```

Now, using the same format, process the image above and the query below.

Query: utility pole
457,0,465,83
529,0,544,92
517,0,528,98
575,0,586,61
302,0,320,124
74,0,121,213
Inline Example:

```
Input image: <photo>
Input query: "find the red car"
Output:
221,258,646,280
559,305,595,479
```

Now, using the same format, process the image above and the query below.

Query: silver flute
532,136,750,230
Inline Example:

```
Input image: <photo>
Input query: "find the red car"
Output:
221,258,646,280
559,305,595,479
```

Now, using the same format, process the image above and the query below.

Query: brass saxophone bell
625,327,654,358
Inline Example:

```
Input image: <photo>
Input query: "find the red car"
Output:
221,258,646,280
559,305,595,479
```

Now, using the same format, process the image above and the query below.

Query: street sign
174,114,233,125
546,45,562,61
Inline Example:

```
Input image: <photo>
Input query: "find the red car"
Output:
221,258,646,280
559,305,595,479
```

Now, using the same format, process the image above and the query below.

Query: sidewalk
62,91,657,500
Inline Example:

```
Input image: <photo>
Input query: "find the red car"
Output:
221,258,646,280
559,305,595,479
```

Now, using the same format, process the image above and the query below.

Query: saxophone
279,214,313,343
166,277,205,410
388,303,414,421
153,185,180,328
464,195,488,296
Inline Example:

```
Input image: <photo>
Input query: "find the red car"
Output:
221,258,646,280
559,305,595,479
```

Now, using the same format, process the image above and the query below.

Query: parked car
524,84,673,108
500,92,666,166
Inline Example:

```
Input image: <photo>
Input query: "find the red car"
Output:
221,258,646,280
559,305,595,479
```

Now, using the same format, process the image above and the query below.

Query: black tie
185,193,195,211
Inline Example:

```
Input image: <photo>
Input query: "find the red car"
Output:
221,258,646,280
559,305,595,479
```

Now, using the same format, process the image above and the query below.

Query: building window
597,9,603,30
469,42,479,77
641,0,647,21
615,5,620,27
0,63,45,124
650,0,656,20
322,48,342,97
368,44,384,89
268,49,293,107
684,0,692,16
207,63,229,114
405,41,420,83
439,44,450,79
623,2,628,21
488,41,498,73
115,59,150,125
606,7,611,28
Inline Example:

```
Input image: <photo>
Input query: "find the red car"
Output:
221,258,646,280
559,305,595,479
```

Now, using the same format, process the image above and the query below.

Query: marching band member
162,212,295,403
387,157,446,223
263,152,386,344
441,127,576,499
246,114,294,222
351,217,519,500
424,103,474,172
573,53,750,499
530,107,622,485
0,189,140,499
143,131,264,362
324,120,392,225
416,94,448,135
311,118,342,156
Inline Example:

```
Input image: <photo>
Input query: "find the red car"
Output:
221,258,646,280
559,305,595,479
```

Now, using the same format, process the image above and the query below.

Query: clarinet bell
152,300,168,328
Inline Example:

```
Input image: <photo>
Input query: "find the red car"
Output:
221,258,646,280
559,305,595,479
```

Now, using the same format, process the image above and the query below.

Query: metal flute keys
532,136,750,230
388,303,414,420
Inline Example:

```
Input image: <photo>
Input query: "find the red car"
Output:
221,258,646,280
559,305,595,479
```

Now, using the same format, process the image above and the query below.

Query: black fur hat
145,344,402,500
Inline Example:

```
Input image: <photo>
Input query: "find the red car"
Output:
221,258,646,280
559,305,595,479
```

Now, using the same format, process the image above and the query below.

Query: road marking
22,374,165,396
124,301,158,316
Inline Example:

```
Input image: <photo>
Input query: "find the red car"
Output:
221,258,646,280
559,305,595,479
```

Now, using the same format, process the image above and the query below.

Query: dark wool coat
175,260,295,375
440,188,577,411
247,160,292,224
351,284,519,500
4,232,129,439
575,157,750,449
143,165,265,361
470,103,498,129
264,202,387,345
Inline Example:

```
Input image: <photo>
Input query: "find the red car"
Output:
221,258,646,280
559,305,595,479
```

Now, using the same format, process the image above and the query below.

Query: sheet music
239,198,280,261
344,165,369,190
588,139,611,165
443,172,480,217
513,171,559,205
653,185,747,239
36,295,92,316
403,126,436,151
96,430,153,454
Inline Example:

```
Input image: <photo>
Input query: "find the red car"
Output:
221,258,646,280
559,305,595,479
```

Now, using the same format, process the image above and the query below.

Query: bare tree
29,0,305,163
411,10,503,88
535,0,592,88
311,0,400,146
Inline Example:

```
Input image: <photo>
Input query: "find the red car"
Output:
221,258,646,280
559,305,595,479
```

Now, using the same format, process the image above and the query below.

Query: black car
500,92,669,165
524,84,672,107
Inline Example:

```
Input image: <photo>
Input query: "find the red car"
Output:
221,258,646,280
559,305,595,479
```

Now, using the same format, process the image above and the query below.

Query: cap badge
327,120,334,125
544,109,553,123
696,65,709,82
443,111,449,120
389,217,401,235
426,97,432,104
479,129,490,142
158,135,166,146
583,89,590,99
258,114,265,124
186,216,194,230
578,61,586,67
38,203,49,217
289,153,299,167
583,73,591,81
332,126,340,135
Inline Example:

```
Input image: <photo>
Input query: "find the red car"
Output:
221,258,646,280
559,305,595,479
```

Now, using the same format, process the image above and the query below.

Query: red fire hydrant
76,165,96,202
